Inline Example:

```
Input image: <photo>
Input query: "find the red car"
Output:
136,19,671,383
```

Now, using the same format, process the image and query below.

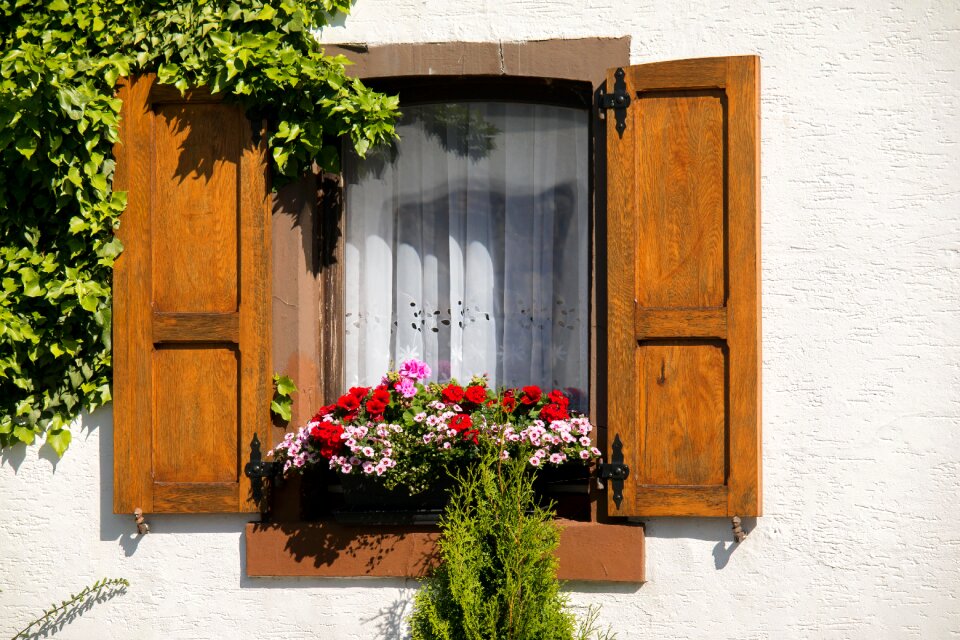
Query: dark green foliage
0,0,398,453
408,448,583,640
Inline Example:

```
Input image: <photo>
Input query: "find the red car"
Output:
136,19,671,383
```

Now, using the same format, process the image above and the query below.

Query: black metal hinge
597,67,631,139
244,433,282,508
598,433,630,509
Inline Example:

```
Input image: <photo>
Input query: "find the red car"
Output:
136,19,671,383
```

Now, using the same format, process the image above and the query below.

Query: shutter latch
597,67,631,139
244,433,282,509
597,433,630,509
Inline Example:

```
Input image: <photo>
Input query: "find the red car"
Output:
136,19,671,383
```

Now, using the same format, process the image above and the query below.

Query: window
111,45,758,582
342,92,590,407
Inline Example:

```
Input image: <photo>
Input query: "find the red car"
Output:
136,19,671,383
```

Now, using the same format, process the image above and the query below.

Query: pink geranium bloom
394,377,417,398
399,358,432,381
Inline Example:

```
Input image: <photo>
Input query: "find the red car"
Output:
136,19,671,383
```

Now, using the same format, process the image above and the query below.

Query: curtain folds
344,101,589,404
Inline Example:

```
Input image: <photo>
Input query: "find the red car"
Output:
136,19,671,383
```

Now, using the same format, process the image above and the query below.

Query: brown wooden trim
325,38,631,87
629,486,728,517
635,308,727,340
629,57,728,92
153,482,242,513
238,114,274,512
725,56,762,517
113,75,156,514
152,312,240,343
245,519,644,582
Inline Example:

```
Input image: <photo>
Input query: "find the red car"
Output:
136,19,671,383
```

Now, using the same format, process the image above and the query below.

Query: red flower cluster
441,384,464,403
309,421,345,458
464,385,487,404
519,385,542,405
539,388,570,422
449,413,479,444
365,385,391,418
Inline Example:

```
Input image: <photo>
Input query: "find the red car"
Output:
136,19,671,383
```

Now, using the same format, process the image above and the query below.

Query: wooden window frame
249,38,646,582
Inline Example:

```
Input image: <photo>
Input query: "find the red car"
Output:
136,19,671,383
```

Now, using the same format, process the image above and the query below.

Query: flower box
270,359,602,518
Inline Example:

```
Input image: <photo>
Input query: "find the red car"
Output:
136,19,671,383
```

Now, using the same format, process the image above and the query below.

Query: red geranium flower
349,386,371,399
441,384,465,403
539,403,568,423
372,386,391,404
461,429,480,444
547,389,569,408
365,398,387,415
520,385,542,405
502,391,517,413
449,413,472,433
310,422,345,458
337,393,360,412
464,385,487,404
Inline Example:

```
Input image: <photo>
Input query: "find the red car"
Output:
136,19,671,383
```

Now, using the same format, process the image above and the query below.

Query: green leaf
275,375,297,397
80,295,99,312
12,425,35,445
46,428,72,456
270,398,292,422
15,136,38,160
20,268,43,297
48,0,68,11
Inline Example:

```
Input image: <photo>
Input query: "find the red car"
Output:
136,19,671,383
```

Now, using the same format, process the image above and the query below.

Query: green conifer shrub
408,447,615,640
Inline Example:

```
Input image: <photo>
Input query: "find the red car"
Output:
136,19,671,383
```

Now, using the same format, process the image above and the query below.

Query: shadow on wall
642,517,758,570
95,405,249,557
10,580,129,640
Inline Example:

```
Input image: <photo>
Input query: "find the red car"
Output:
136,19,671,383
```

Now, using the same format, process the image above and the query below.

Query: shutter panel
605,56,761,517
113,76,271,513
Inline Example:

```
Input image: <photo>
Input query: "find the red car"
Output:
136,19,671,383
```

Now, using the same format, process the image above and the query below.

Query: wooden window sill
245,519,644,583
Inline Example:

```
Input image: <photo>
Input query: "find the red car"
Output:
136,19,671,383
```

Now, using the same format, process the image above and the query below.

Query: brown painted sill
245,519,644,582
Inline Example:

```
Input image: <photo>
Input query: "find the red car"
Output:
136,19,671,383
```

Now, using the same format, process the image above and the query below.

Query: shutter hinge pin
133,508,150,535
732,516,747,543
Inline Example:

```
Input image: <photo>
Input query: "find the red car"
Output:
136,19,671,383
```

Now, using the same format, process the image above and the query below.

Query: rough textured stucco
2,0,960,637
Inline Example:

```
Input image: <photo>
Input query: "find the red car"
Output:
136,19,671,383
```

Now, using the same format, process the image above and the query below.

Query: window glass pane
344,101,589,407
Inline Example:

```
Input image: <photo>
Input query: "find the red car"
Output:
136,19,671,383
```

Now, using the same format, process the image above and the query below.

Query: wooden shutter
112,76,271,514
605,56,761,517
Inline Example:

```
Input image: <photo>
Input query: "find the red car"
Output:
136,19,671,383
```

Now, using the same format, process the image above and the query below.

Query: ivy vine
0,0,399,455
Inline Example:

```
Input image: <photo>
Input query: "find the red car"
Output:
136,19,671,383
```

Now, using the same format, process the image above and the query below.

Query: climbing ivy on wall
0,0,399,455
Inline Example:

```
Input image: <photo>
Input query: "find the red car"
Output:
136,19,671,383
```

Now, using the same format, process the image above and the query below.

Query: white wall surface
2,1,959,637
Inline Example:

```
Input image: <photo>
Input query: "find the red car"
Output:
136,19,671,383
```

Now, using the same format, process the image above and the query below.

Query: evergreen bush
408,446,614,640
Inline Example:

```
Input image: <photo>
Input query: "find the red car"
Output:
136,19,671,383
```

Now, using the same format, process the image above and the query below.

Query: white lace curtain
343,101,589,404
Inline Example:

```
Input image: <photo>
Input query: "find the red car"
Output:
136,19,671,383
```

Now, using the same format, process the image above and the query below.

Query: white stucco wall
3,1,959,637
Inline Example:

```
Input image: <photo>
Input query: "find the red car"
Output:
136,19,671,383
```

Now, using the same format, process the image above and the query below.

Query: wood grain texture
725,56,763,517
636,90,725,309
113,76,272,514
605,65,640,515
628,486,727,517
640,343,725,486
152,312,239,342
153,482,239,513
628,57,727,92
152,346,238,483
152,103,240,314
635,307,726,339
114,76,156,514
237,114,273,512
607,57,761,518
